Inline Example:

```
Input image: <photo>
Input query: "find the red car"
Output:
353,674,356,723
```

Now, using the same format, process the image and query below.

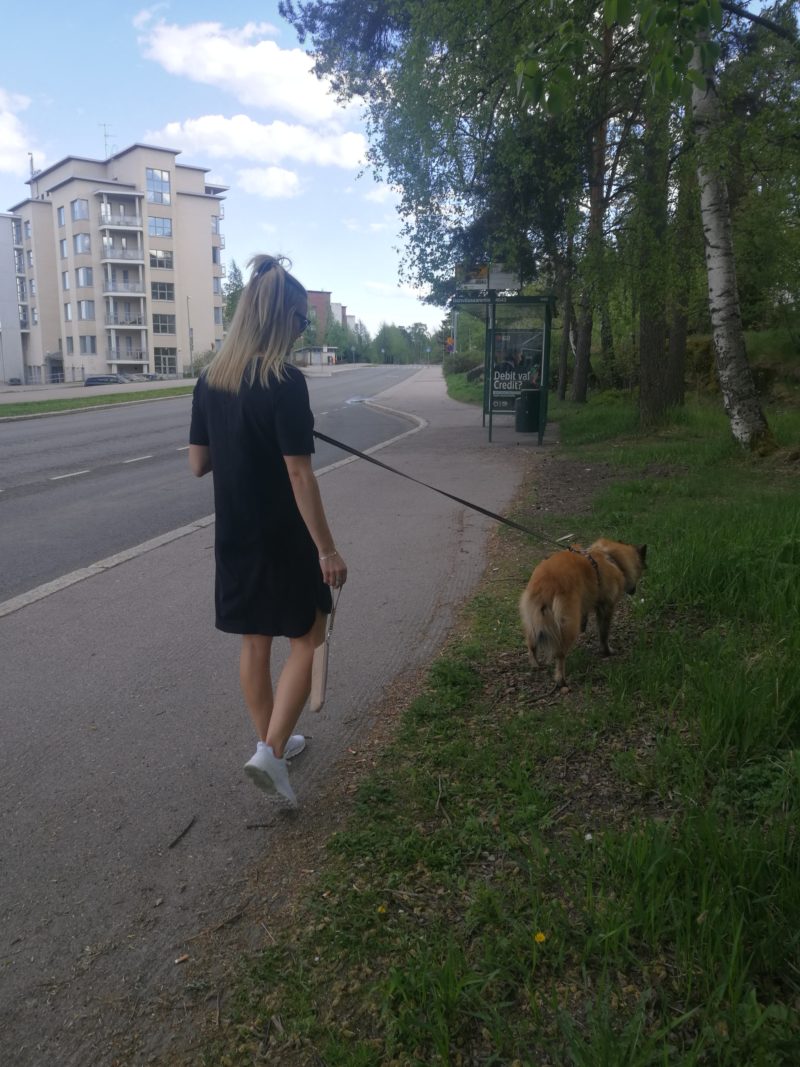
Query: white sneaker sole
244,763,297,807
284,735,306,760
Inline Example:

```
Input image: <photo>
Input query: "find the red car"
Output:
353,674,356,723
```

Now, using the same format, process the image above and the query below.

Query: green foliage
193,388,800,1065
370,321,431,363
222,259,244,328
444,370,483,404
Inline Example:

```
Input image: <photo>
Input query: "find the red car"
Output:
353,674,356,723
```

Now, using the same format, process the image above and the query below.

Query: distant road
0,366,417,602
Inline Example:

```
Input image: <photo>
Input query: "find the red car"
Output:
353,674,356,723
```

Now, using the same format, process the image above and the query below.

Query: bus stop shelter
452,292,554,444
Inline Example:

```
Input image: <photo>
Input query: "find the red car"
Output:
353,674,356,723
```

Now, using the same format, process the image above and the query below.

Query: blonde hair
205,254,307,393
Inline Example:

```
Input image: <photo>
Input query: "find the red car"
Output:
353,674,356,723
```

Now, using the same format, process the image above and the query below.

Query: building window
57,206,65,227
211,215,221,234
151,282,175,301
27,250,33,268
64,303,72,322
212,246,221,265
30,279,36,296
62,271,70,291
76,267,94,287
15,248,24,272
79,335,97,355
214,306,223,325
149,249,174,269
154,347,177,375
59,238,68,259
148,216,172,237
17,277,27,301
152,314,176,334
32,307,38,326
66,336,74,354
146,168,171,205
77,300,95,321
212,277,221,294
24,220,31,239
74,233,91,254
19,305,28,328
71,198,90,221
12,219,22,244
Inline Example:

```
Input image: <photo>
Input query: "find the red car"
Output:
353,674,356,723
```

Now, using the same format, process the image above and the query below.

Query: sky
0,1,447,337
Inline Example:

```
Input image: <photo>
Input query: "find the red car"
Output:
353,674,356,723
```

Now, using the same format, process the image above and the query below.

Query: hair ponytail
205,254,307,393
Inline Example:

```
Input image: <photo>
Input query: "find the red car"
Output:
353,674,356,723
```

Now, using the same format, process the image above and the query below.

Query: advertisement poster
491,330,542,413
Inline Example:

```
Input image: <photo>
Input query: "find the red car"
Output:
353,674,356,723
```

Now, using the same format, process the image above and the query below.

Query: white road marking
50,470,90,481
175,445,189,451
0,516,216,620
123,455,153,464
0,400,427,619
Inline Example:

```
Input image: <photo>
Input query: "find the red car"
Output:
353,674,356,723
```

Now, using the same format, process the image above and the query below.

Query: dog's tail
520,591,564,666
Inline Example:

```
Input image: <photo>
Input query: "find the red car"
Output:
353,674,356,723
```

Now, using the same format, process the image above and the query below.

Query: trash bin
515,386,540,433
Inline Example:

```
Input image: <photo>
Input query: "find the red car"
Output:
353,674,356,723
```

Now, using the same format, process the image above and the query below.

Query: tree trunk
600,298,615,386
558,295,572,401
667,146,695,408
557,233,575,400
691,44,773,450
572,25,612,403
638,101,671,424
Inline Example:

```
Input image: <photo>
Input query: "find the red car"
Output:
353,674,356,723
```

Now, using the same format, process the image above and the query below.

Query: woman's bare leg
266,611,326,757
239,634,274,741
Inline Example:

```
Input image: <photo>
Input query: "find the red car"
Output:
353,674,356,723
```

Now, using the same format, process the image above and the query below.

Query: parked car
84,374,130,386
7,377,22,385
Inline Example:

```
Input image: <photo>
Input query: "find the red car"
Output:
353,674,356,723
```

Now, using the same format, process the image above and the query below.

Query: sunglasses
296,312,311,332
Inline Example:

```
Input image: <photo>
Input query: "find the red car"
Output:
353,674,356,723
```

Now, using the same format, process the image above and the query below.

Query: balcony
101,247,144,263
105,315,146,327
99,215,143,230
103,281,145,295
107,350,148,362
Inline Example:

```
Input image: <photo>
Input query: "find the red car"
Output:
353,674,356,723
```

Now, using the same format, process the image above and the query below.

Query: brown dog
519,539,647,689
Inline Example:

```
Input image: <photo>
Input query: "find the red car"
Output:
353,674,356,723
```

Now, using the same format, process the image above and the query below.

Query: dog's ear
638,544,648,565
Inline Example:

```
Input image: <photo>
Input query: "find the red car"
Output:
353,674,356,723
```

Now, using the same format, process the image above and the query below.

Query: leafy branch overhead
281,0,799,449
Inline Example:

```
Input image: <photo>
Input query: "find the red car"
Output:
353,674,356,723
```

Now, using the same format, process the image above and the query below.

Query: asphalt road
0,367,536,1066
0,366,416,602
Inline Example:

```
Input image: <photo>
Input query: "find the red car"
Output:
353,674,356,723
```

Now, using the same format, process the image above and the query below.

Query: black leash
313,429,573,553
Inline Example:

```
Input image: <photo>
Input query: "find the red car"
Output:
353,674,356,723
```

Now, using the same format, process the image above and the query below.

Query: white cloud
364,185,398,204
147,114,366,170
135,15,354,124
238,166,301,199
0,89,39,178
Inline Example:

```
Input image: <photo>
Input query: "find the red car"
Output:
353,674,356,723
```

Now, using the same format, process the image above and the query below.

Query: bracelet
319,550,338,562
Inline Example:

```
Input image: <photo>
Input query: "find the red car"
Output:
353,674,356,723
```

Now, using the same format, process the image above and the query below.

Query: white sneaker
244,744,297,807
284,734,306,760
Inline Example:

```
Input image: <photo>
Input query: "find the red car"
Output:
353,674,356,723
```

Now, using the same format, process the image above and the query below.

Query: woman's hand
319,548,347,589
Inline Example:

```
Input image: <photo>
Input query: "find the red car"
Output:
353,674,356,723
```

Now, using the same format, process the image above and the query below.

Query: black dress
190,364,332,637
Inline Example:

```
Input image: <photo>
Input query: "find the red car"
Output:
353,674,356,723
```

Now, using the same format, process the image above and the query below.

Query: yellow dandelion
534,931,547,944
377,904,388,914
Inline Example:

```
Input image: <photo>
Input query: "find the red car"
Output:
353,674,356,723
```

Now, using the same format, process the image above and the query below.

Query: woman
189,255,347,807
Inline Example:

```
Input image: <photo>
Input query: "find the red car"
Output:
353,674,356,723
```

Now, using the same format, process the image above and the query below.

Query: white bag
309,591,339,713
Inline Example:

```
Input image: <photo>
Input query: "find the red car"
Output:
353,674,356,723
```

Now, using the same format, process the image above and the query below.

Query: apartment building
0,213,25,382
6,144,226,382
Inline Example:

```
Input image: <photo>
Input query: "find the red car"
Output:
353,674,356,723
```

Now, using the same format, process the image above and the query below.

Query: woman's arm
284,454,348,587
189,444,212,477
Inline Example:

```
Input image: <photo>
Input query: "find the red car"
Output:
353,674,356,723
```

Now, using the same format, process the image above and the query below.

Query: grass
0,385,194,417
445,370,484,406
186,389,800,1066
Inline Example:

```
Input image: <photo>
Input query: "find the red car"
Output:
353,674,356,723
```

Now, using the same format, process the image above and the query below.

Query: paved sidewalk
0,366,548,1066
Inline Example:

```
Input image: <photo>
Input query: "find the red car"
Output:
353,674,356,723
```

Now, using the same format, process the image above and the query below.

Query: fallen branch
167,815,196,850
